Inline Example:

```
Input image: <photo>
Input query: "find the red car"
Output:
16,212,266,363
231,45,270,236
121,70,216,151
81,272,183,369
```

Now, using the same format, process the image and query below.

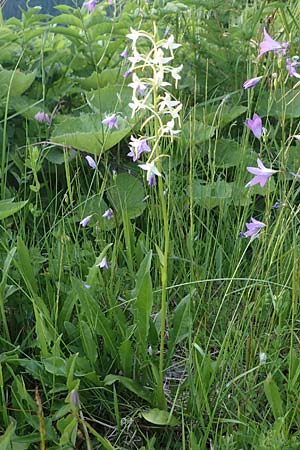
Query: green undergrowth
1,0,300,449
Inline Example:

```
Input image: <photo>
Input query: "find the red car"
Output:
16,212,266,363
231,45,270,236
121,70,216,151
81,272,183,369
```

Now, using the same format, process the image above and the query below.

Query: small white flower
152,48,173,66
158,93,182,118
126,27,140,44
259,352,267,365
160,119,181,136
128,50,142,66
128,73,147,96
139,161,161,186
161,34,181,51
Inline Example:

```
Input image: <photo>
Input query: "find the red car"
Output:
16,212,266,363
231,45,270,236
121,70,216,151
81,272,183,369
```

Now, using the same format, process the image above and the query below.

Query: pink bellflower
243,76,262,90
35,111,51,124
286,57,300,78
102,114,118,129
127,137,151,161
244,113,263,139
240,218,266,239
80,215,92,227
85,155,96,169
83,0,97,13
258,28,289,58
97,257,109,270
246,158,277,188
102,209,114,219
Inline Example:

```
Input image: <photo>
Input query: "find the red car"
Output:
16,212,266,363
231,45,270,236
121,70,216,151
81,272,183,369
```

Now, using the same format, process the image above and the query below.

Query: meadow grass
1,0,300,449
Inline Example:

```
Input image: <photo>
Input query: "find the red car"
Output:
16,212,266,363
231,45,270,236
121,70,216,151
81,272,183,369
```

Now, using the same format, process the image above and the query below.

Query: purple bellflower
120,47,129,59
244,113,263,139
241,218,266,239
85,155,97,169
127,137,151,161
243,76,262,90
286,57,300,78
70,390,79,407
102,209,114,219
271,201,283,209
97,257,109,269
258,28,289,58
246,158,277,188
123,69,132,79
290,171,300,181
102,114,118,129
83,0,97,13
80,215,92,227
35,111,51,124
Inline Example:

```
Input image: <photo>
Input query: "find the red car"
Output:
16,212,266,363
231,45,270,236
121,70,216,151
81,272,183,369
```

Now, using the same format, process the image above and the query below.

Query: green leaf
104,374,152,403
0,198,28,220
85,86,133,118
45,147,77,165
58,415,78,447
16,237,38,295
78,69,124,90
108,173,146,220
182,121,215,145
51,113,131,154
167,290,195,364
264,373,283,419
141,408,178,426
50,14,83,28
0,69,35,100
119,340,133,378
259,90,300,119
0,422,16,449
193,179,233,209
43,357,66,377
214,139,257,168
80,320,98,364
195,104,247,128
49,26,82,41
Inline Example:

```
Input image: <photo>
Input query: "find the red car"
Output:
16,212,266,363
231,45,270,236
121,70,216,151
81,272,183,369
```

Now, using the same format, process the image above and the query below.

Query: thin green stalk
152,82,168,410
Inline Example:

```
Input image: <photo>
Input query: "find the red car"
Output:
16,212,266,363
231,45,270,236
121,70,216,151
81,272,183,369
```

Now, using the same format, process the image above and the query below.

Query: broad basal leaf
108,173,146,219
51,113,131,154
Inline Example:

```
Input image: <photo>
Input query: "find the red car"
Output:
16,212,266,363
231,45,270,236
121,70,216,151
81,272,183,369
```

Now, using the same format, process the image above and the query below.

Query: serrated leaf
0,69,35,100
50,14,82,28
141,408,178,426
